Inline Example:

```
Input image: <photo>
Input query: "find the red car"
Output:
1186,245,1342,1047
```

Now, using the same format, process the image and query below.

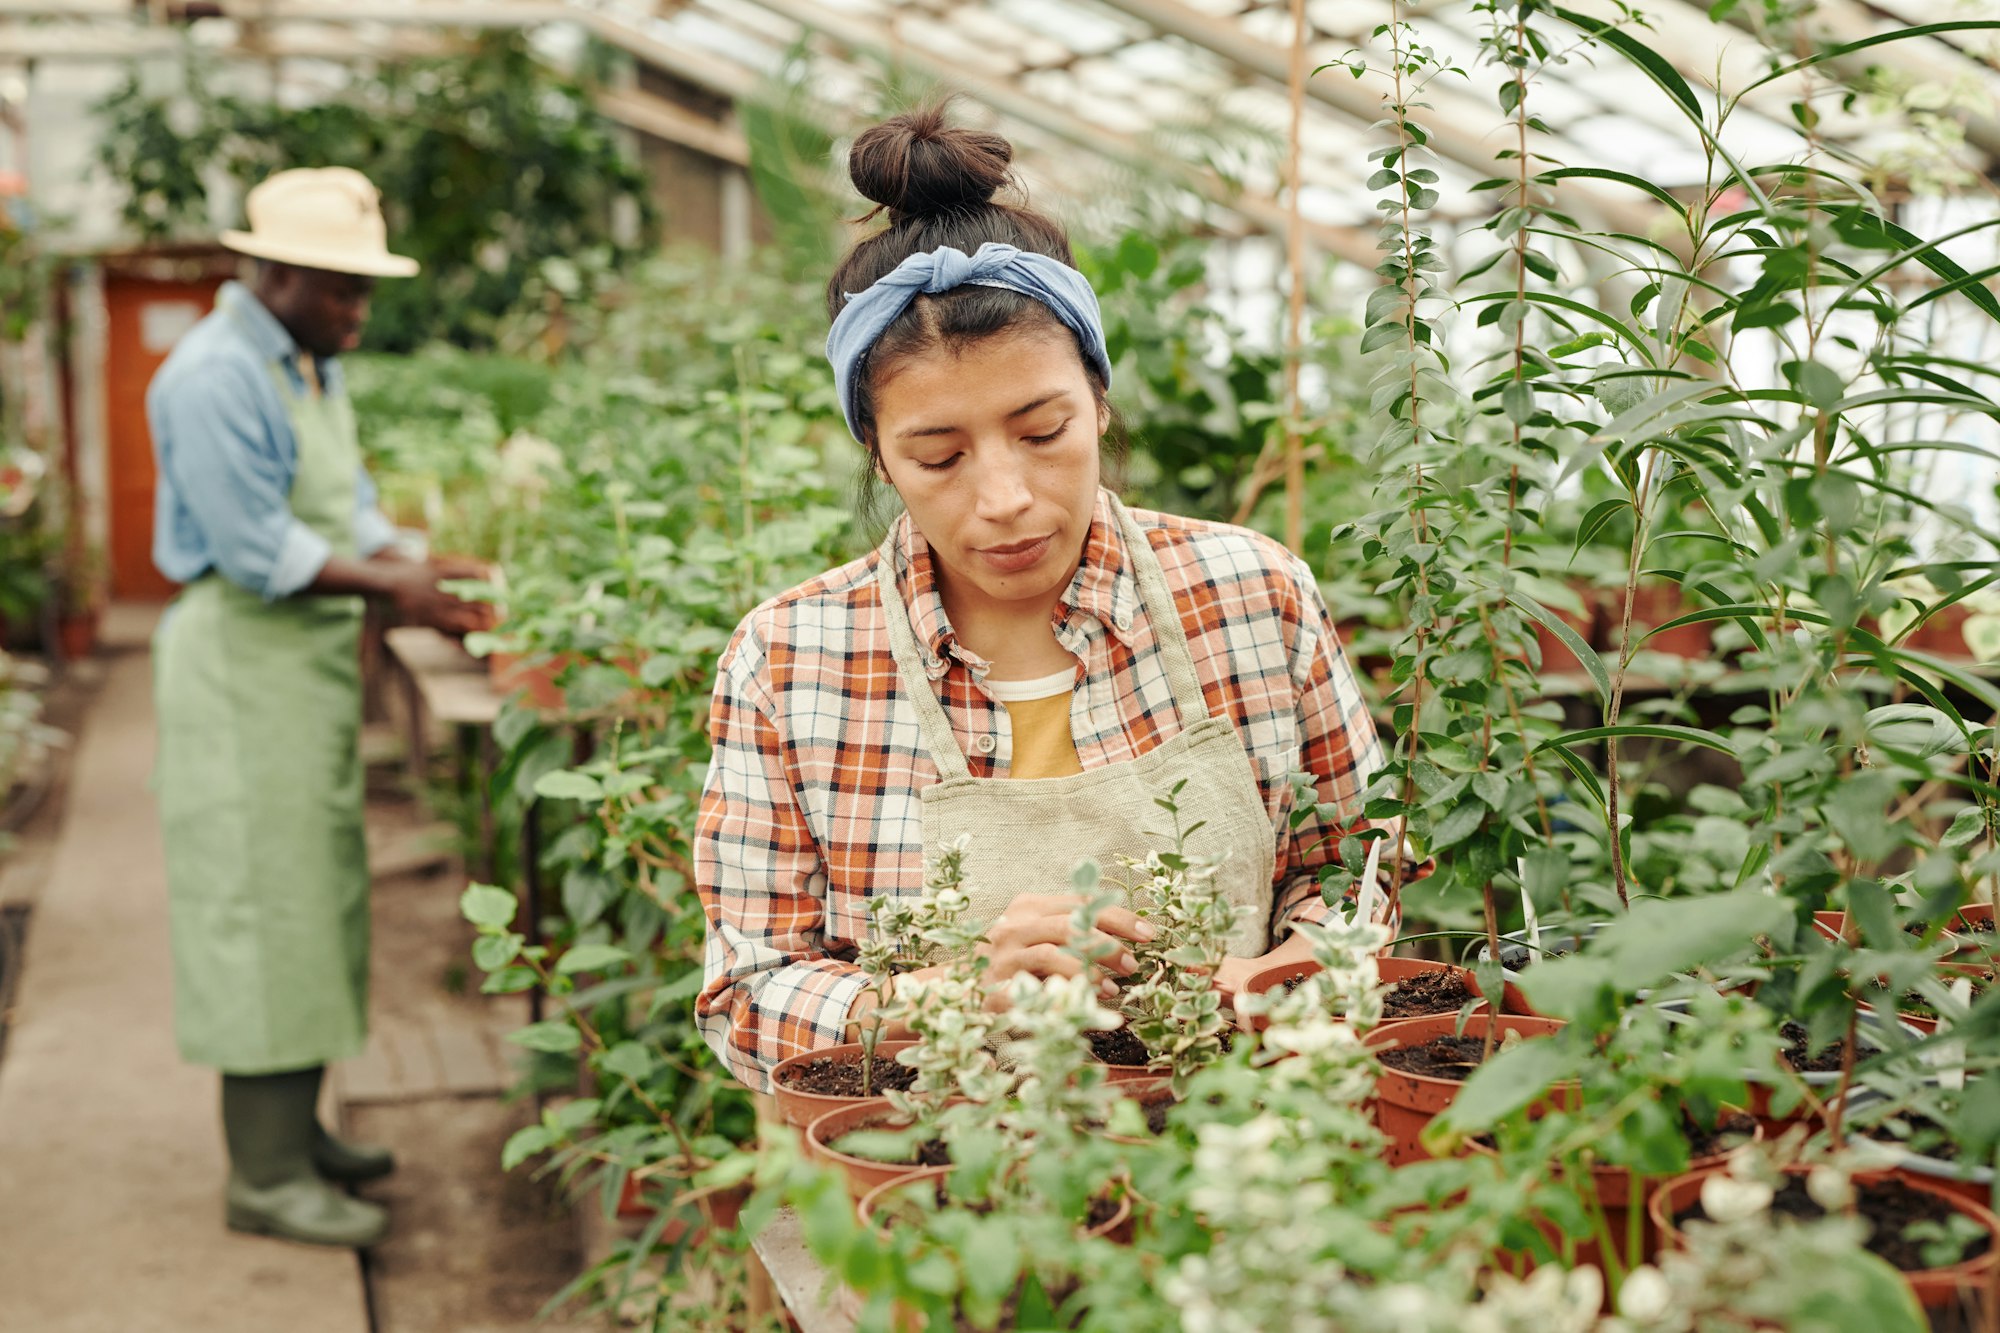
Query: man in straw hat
147,166,487,1248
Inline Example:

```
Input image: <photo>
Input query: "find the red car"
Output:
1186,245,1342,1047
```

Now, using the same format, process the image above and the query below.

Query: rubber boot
296,1066,398,1184
221,1067,389,1249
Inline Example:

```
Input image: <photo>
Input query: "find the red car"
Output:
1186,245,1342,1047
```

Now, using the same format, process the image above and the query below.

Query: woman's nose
972,447,1035,522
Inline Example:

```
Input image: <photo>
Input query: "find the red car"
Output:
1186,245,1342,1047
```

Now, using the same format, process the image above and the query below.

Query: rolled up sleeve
352,468,399,557
150,362,328,600
694,632,865,1091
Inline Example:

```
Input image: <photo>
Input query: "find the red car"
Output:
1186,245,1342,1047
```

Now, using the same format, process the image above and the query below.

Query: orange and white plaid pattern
694,489,1386,1089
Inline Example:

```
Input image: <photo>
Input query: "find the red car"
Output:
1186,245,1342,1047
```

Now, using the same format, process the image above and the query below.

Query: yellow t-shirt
989,670,1082,780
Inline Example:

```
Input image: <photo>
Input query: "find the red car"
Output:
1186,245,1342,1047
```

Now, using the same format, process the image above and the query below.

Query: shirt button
972,733,997,755
924,656,944,672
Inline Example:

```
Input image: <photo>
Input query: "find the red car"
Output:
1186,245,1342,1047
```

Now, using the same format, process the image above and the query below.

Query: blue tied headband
824,241,1112,443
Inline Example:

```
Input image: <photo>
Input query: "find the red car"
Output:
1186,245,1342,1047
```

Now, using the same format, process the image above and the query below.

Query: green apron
155,360,370,1075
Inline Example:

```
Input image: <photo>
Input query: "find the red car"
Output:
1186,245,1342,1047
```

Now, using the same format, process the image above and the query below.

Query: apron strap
874,542,975,782
872,494,1213,778
1108,496,1211,724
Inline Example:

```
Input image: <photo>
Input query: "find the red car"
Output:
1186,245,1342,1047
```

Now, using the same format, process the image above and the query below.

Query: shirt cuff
352,507,398,558
265,521,332,601
1275,882,1336,937
748,963,869,1093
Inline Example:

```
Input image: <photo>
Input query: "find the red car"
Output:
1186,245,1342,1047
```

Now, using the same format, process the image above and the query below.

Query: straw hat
220,167,419,278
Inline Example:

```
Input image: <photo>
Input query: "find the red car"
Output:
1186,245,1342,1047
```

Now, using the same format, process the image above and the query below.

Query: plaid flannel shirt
694,489,1387,1090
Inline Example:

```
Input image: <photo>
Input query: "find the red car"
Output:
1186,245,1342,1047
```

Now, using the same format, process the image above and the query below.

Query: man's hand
389,562,490,636
309,554,490,635
975,893,1156,1007
427,552,497,583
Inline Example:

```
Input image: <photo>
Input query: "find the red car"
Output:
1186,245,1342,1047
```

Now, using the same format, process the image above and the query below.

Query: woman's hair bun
848,103,1014,223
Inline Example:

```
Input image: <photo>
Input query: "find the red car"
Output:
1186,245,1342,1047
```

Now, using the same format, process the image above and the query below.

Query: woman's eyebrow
894,390,1076,442
1006,390,1072,419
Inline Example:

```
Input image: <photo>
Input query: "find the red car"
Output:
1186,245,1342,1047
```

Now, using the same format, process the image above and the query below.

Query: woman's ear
1096,399,1111,438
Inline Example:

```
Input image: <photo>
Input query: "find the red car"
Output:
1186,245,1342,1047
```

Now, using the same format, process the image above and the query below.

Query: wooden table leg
476,727,498,885
398,657,427,798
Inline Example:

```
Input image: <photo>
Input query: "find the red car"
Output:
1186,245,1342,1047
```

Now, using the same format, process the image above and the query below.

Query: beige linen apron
874,498,1278,955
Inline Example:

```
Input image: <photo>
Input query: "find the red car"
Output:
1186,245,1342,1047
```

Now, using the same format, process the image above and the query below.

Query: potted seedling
1650,1156,2000,1315
771,835,981,1130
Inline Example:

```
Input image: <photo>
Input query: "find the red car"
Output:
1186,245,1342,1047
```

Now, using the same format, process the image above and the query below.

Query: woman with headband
693,106,1391,1089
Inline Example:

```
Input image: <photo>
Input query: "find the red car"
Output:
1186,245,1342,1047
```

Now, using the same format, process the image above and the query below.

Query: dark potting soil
1494,941,1576,971
1961,916,1995,934
1677,1175,1989,1272
839,1130,951,1169
1086,1027,1233,1068
1685,1111,1758,1161
952,1278,1083,1333
1474,1110,1754,1161
1871,970,1993,1020
1382,970,1476,1020
1086,1027,1151,1067
1779,1021,1854,1073
1861,1109,1963,1163
1376,1033,1491,1082
775,1050,918,1098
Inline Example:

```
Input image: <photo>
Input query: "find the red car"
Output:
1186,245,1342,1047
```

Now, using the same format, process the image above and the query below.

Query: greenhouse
3,0,2000,1329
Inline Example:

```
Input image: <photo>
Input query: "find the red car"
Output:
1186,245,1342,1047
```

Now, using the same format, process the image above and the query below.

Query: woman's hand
1209,956,1259,1002
976,893,1156,1006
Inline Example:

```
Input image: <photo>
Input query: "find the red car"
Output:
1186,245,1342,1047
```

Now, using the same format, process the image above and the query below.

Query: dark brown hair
827,103,1118,465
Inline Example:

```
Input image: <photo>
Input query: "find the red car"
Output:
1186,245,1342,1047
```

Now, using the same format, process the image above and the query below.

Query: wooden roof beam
594,84,748,165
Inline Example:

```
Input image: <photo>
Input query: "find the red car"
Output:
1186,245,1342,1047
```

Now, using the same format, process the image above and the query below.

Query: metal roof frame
5,0,1994,257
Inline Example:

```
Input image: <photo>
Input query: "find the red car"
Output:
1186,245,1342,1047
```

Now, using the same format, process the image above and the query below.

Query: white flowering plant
1104,783,1248,1090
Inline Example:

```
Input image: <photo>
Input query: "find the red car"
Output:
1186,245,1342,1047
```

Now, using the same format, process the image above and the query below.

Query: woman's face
872,327,1105,623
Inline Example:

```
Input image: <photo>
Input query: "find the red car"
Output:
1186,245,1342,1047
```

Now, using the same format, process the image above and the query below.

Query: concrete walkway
0,607,368,1333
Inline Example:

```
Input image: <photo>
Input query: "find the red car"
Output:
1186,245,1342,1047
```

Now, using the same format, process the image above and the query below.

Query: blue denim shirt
146,282,398,600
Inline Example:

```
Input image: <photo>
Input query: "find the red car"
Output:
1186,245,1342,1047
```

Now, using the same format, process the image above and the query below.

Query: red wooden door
104,274,224,600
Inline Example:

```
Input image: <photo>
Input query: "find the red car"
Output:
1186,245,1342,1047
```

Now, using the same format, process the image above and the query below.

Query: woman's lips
976,534,1053,575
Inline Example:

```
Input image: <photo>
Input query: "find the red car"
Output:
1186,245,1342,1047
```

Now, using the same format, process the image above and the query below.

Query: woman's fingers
1092,905,1157,946
1011,942,1082,981
991,913,1139,976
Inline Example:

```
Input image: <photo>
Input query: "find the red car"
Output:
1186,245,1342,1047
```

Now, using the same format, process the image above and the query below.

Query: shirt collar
217,281,304,365
890,489,1138,678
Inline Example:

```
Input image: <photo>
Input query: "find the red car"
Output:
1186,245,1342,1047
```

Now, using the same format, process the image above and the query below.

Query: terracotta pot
1468,1112,1759,1273
1833,1091,1995,1208
1611,582,1714,660
1526,586,1600,676
1748,1013,1919,1131
1903,603,1972,659
55,611,97,661
806,1102,950,1203
1472,927,1597,1018
1100,1080,1178,1147
614,1173,750,1240
1950,904,1997,963
488,649,572,712
1649,1165,2000,1312
1362,1014,1572,1166
1235,957,1490,1034
769,1040,919,1131
856,1171,1133,1243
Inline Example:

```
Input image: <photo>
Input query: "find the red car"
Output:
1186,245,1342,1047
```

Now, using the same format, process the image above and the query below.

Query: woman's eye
915,452,961,473
1024,420,1071,446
